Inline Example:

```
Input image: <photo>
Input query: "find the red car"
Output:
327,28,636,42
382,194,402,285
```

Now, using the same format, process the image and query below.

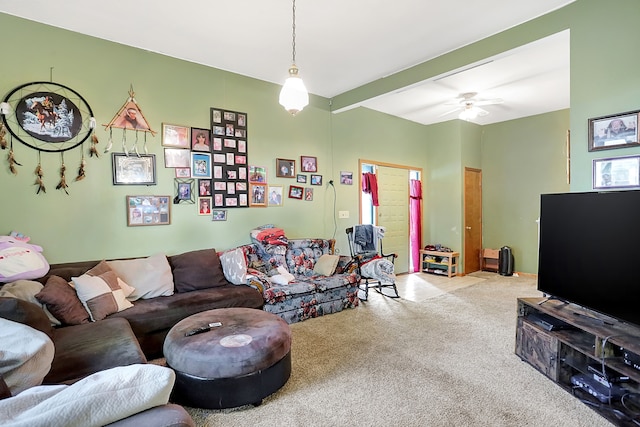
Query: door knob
465,226,471,230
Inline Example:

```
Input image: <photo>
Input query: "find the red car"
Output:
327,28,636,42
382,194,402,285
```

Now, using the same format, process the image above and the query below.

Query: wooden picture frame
588,110,640,152
174,179,195,204
340,171,353,185
250,183,267,207
289,185,303,199
592,155,640,189
126,195,170,226
162,123,190,148
301,155,317,172
276,158,296,178
112,153,156,185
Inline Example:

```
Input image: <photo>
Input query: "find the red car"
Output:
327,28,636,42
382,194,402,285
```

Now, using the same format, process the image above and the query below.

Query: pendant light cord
291,0,297,64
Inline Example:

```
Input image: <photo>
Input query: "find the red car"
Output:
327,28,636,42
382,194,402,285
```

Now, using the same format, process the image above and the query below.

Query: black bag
499,246,514,276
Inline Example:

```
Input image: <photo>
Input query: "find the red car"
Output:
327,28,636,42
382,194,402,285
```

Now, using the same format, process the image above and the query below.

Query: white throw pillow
108,254,174,300
313,254,340,276
0,318,54,395
219,248,248,285
72,271,133,321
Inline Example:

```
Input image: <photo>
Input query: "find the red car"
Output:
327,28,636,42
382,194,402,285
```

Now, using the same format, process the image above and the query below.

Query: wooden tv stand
516,297,640,426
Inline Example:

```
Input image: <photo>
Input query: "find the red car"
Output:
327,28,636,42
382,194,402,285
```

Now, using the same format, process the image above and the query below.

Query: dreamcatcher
0,81,97,194
103,85,155,156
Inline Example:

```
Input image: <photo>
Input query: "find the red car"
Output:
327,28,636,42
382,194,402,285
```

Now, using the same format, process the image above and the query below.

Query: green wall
481,110,570,273
2,0,639,275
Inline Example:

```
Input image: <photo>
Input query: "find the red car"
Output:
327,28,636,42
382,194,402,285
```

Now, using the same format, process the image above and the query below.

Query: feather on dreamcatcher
103,85,155,156
0,81,97,195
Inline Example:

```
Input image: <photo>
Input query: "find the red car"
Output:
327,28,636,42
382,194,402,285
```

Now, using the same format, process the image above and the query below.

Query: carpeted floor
175,272,614,426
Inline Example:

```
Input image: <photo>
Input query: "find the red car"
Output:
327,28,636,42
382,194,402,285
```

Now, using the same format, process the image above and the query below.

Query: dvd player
526,312,575,331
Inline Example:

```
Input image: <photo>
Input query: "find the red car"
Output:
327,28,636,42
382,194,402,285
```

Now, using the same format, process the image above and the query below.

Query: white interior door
376,166,410,274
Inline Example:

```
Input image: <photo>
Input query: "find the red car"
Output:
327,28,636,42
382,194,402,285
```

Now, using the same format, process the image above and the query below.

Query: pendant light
279,0,309,115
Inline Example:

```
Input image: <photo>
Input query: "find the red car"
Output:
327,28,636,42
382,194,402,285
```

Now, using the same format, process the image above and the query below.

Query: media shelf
419,250,458,278
516,297,640,426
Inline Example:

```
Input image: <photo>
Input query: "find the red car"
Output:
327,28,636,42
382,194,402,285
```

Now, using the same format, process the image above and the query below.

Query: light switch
338,211,349,218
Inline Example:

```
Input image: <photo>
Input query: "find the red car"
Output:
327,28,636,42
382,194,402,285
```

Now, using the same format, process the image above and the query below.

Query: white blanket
360,258,396,284
0,318,54,395
0,364,175,427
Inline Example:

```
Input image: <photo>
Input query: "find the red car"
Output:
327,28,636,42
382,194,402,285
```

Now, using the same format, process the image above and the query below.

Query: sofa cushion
45,317,147,384
108,254,174,301
286,239,331,276
0,279,60,326
170,249,229,293
35,275,91,325
313,254,340,276
72,271,134,321
0,297,54,339
219,248,248,285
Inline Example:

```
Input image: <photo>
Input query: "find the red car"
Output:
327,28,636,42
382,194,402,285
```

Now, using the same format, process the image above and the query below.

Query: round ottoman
163,307,291,409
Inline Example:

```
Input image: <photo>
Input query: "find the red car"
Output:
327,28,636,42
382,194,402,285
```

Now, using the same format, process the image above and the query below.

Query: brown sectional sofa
0,247,265,426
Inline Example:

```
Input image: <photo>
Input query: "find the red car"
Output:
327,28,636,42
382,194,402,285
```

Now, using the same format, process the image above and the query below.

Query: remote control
184,322,223,337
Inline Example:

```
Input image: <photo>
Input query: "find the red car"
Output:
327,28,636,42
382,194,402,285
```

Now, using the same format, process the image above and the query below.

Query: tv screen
538,190,640,327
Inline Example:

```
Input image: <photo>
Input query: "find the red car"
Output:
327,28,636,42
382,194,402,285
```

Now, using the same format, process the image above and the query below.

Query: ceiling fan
439,92,504,121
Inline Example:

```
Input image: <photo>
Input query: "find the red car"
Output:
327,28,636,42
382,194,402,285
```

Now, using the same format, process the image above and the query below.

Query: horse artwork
15,91,82,143
30,97,58,130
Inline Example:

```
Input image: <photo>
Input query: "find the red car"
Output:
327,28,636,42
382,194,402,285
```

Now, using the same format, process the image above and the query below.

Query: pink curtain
410,179,422,272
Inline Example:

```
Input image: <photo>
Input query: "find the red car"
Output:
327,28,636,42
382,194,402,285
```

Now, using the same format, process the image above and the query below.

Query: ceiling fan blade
475,107,489,116
438,107,462,117
474,98,504,106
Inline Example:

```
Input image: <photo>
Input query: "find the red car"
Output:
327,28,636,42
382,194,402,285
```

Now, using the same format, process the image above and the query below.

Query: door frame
358,159,423,272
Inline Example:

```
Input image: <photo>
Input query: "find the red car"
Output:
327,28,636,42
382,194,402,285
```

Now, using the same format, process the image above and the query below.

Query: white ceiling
0,0,574,125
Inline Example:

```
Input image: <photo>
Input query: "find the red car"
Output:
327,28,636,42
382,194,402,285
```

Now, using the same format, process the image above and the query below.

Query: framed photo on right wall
593,155,640,190
588,110,640,152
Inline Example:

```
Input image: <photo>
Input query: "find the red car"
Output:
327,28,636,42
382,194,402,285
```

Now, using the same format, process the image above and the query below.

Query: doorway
359,160,423,274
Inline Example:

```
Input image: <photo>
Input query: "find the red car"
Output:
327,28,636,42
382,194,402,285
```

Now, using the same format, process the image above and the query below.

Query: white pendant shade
459,107,479,121
279,65,309,115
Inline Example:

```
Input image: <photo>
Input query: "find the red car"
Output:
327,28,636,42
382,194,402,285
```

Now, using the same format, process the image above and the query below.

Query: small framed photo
276,158,296,178
301,156,317,172
162,123,190,148
126,195,170,226
250,184,267,207
289,185,303,199
174,179,195,204
164,148,191,168
212,209,227,221
175,167,191,178
268,185,284,207
593,155,640,190
340,171,353,185
112,153,156,185
198,197,212,215
191,127,211,152
198,179,212,196
191,152,212,178
588,110,640,151
304,187,314,201
310,174,322,185
296,174,307,183
249,165,267,183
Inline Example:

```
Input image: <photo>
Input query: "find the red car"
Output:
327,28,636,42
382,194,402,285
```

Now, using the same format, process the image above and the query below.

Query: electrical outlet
338,210,349,219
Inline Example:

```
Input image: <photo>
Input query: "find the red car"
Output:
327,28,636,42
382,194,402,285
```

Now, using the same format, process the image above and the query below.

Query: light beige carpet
178,272,613,426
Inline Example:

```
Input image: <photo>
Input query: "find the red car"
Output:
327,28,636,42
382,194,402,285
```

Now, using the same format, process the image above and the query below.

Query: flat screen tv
538,190,640,327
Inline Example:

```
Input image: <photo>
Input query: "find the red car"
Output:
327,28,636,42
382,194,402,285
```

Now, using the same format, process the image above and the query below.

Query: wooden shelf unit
516,297,640,426
480,248,499,272
420,250,459,278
